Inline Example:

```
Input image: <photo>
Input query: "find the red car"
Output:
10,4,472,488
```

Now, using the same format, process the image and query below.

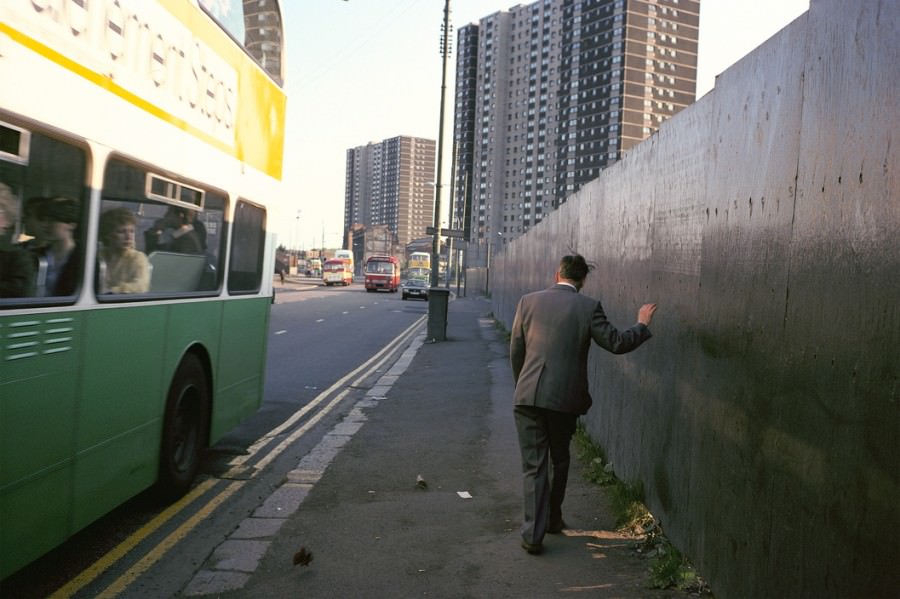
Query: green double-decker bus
0,0,286,579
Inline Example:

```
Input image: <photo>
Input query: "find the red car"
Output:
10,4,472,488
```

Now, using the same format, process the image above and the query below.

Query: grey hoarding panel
488,1,898,596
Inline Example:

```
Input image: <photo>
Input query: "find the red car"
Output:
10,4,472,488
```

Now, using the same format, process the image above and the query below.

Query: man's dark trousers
514,405,578,546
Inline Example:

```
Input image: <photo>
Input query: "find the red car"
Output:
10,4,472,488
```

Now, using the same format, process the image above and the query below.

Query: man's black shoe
521,540,543,555
547,520,567,534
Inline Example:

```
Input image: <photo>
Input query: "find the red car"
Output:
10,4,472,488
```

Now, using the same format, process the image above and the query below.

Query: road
0,282,428,598
224,280,427,446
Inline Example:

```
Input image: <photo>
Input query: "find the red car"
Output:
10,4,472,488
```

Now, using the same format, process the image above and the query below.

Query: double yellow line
52,315,425,598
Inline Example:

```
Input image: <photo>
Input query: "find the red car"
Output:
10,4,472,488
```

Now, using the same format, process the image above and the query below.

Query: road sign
426,227,465,239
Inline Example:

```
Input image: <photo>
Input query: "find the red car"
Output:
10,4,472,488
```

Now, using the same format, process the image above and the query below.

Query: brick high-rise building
452,0,700,263
344,136,437,252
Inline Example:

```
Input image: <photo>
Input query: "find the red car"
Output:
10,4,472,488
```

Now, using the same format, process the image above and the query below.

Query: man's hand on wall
638,303,657,327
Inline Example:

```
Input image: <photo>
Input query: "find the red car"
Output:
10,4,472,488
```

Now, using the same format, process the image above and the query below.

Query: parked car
401,278,428,301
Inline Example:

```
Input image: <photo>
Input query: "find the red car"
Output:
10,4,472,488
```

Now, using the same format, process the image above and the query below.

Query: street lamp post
427,0,452,342
485,231,501,296
430,0,451,288
294,209,301,267
445,140,458,291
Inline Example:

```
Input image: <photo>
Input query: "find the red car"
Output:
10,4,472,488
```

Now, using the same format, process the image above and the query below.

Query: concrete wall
487,1,899,596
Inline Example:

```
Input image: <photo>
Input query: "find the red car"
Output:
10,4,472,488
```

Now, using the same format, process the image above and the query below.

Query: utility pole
430,0,450,288
427,0,452,341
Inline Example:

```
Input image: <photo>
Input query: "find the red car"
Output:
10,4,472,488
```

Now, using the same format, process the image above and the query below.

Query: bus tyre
156,354,210,502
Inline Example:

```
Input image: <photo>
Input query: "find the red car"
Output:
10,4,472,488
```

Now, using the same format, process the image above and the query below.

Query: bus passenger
18,195,51,249
98,207,150,294
0,182,36,298
145,206,204,254
31,196,81,296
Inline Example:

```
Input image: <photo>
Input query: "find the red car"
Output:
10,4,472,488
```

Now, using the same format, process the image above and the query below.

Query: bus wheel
156,354,209,501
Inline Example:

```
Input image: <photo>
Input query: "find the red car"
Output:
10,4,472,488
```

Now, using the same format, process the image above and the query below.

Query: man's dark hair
24,196,50,218
559,254,591,282
39,196,80,224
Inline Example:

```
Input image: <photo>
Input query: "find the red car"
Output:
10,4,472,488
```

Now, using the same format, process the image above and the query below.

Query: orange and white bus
0,0,286,578
323,258,352,286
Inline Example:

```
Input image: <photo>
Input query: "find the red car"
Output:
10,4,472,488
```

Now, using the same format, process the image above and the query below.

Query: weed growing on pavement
573,423,711,595
572,423,616,486
491,314,511,343
609,479,653,531
647,540,705,592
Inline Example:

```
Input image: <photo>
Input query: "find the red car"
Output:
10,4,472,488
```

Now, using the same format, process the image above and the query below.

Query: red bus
364,255,400,292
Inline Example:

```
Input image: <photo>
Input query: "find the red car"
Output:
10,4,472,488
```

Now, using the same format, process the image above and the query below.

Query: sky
277,0,809,251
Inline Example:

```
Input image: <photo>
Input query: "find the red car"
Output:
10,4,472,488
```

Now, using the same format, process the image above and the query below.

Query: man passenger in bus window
98,207,150,294
145,206,204,254
30,196,80,296
18,195,50,249
0,182,36,298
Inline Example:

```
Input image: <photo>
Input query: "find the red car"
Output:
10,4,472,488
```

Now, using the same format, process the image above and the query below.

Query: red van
364,255,400,292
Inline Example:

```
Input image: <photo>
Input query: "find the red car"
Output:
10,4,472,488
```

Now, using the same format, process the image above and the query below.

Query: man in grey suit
510,254,657,554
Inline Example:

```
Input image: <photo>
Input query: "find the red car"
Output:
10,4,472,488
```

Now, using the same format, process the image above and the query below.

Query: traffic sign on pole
426,227,465,239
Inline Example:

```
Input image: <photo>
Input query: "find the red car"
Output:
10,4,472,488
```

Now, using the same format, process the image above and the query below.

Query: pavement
182,280,676,598
272,272,324,292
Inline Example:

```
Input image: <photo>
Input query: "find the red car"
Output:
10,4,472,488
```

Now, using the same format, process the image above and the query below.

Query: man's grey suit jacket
510,284,652,415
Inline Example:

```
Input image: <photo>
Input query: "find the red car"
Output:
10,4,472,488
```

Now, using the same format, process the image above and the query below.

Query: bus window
197,194,226,290
0,182,33,298
99,159,227,298
0,125,87,307
228,200,266,293
198,0,285,85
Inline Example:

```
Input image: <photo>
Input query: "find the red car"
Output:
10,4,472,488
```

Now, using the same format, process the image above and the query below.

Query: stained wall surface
487,1,899,596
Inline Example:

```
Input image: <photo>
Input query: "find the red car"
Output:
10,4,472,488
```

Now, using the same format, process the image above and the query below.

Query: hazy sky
278,0,809,251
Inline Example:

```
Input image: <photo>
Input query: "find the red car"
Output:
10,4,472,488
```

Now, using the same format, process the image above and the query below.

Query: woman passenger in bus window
30,196,80,296
0,182,36,298
98,207,150,294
